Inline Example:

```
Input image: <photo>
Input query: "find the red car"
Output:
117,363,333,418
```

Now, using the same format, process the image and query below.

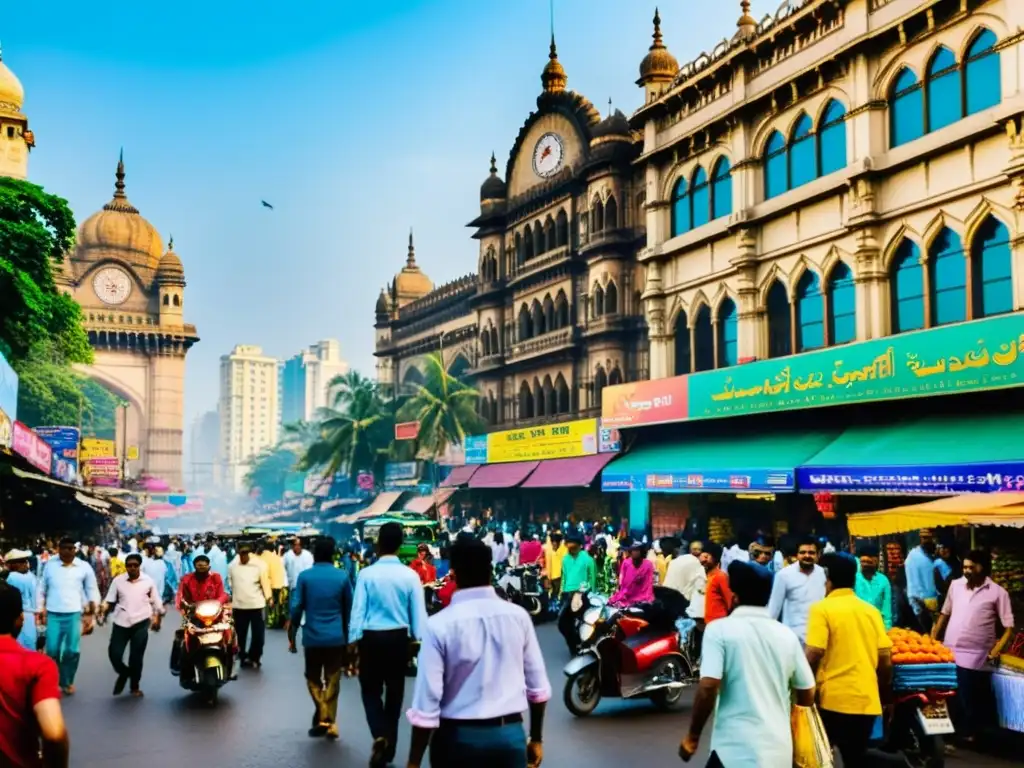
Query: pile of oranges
889,628,955,664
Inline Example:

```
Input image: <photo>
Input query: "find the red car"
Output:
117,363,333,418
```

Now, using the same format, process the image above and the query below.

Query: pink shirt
941,577,1014,671
104,573,164,628
519,540,543,565
611,558,655,607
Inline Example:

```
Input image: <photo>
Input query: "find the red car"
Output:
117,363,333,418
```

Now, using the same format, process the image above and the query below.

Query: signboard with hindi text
13,422,53,474
484,419,599,464
80,437,117,460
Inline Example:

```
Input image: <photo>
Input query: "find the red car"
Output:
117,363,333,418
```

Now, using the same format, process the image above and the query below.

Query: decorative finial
652,8,664,49
0,41,4,61
541,32,568,93
738,1,756,28
407,228,416,268
489,152,497,174
168,235,174,250
114,149,126,198
608,97,613,116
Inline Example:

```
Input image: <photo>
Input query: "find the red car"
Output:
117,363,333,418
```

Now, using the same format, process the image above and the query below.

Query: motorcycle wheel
202,669,220,706
903,715,945,768
523,596,543,618
648,657,688,712
563,669,601,717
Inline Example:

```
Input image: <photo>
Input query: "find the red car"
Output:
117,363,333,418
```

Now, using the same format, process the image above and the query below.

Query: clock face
92,267,132,306
532,133,564,178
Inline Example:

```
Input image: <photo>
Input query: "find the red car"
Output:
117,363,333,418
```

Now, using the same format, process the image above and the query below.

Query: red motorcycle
175,600,235,704
562,592,698,717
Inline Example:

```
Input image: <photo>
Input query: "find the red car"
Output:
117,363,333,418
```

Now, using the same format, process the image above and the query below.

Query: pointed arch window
480,330,491,357
927,47,962,133
694,305,714,372
890,240,925,333
796,272,825,352
671,178,690,236
929,227,966,327
605,281,618,314
555,290,570,328
543,294,555,331
789,114,816,189
543,376,556,416
966,30,1001,116
718,298,738,368
593,285,605,318
594,366,608,408
827,262,857,346
518,304,532,340
674,310,691,375
533,221,545,256
766,280,792,359
523,226,534,260
609,366,623,386
691,167,710,229
555,209,569,247
764,131,788,200
818,100,848,177
971,216,1013,318
890,68,924,148
531,300,546,335
545,218,556,251
605,196,618,229
555,374,570,414
711,157,732,221
592,199,605,233
519,381,534,419
489,326,499,354
534,379,545,417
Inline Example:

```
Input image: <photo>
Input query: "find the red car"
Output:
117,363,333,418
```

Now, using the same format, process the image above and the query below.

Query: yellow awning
848,493,1024,537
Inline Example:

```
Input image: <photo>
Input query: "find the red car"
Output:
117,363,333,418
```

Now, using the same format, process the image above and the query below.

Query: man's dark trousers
359,629,408,761
234,608,266,663
108,619,150,690
430,720,526,768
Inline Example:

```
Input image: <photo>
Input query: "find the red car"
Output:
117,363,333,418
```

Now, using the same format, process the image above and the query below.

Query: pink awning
440,465,480,488
405,489,456,514
468,461,539,489
521,453,618,489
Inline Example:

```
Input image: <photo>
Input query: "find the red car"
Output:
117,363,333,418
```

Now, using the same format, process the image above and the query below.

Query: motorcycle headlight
194,601,221,620
570,592,584,613
589,595,607,609
583,606,603,625
579,623,595,643
198,632,223,645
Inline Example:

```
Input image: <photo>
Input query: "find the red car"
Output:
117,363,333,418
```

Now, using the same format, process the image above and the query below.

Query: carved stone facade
0,47,33,181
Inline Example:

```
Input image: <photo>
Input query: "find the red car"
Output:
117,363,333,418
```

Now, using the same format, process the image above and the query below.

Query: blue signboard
34,426,80,484
464,435,487,465
798,462,1024,494
0,349,17,422
602,470,794,493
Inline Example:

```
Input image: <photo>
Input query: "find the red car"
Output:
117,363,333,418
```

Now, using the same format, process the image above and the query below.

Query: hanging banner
80,438,117,460
798,462,1024,494
602,377,688,428
12,422,54,474
484,418,599,464
602,469,794,494
35,426,81,484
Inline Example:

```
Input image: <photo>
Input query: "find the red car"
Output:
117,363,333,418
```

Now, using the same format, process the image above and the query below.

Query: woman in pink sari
610,541,655,607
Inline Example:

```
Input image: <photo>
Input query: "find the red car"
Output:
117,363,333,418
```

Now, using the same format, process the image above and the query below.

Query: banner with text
472,419,599,464
13,422,54,474
80,437,117,460
601,377,689,428
35,426,81,484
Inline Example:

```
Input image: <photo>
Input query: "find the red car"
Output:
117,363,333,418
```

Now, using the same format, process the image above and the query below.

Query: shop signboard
798,462,1024,495
464,435,488,464
690,314,1024,420
601,377,688,428
0,348,17,423
384,461,419,488
601,469,794,493
82,456,120,481
394,421,420,441
12,422,54,474
80,438,117,460
35,426,80,484
484,418,599,464
598,422,621,453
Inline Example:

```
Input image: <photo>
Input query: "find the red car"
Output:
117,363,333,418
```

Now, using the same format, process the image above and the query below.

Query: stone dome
375,288,389,315
156,237,185,285
0,48,24,116
75,154,164,277
638,9,679,85
480,153,507,202
541,36,568,94
393,230,433,305
591,109,631,140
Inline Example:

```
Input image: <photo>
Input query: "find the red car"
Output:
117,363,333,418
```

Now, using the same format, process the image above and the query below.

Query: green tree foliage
244,446,300,502
397,352,483,460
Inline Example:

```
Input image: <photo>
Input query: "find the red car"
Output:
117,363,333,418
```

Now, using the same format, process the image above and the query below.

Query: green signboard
688,314,1024,420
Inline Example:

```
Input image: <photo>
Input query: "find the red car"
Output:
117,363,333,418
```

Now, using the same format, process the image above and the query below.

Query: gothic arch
963,198,1015,247
687,289,712,328
921,211,966,257
757,262,786,306
788,258,822,300
881,224,926,271
709,283,737,316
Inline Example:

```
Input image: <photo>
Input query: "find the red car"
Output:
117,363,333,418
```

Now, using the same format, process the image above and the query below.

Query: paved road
61,619,1014,767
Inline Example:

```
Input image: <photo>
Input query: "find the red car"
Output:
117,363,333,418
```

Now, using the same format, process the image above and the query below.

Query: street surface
62,619,1015,767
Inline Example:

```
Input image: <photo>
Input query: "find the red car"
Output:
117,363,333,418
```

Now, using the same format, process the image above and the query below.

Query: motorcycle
173,600,235,704
563,595,699,717
496,564,548,623
873,689,954,768
424,579,447,616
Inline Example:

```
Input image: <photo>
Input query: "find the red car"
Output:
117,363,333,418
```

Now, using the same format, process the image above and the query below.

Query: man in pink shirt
932,549,1014,742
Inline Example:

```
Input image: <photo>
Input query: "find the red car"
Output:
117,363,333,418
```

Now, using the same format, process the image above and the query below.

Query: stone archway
73,362,148,480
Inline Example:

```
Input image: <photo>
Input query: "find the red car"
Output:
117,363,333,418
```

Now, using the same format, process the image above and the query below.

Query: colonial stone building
375,39,654,427
636,0,1024,378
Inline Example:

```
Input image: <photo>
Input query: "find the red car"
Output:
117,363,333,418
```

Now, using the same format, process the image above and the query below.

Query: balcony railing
508,246,570,284
506,327,576,362
470,353,504,374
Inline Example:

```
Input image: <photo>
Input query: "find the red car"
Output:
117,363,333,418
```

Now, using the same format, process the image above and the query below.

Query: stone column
148,347,186,489
1004,116,1024,311
853,226,885,339
642,259,670,380
730,228,761,361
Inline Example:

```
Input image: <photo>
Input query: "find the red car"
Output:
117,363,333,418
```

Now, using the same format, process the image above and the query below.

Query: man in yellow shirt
805,552,893,768
259,541,288,628
545,532,567,598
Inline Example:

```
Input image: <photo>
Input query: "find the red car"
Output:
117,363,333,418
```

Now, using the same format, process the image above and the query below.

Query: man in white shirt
406,536,550,768
767,536,827,643
101,553,164,696
283,537,314,590
228,543,272,669
663,549,707,619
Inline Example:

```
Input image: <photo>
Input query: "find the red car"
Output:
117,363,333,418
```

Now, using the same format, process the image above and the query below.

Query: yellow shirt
655,553,670,586
260,551,287,590
546,544,568,580
805,588,893,716
110,557,126,578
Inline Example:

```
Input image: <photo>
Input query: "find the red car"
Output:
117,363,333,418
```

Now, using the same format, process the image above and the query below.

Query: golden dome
156,236,185,285
393,230,433,305
0,46,25,116
541,36,567,94
74,152,164,276
638,8,679,85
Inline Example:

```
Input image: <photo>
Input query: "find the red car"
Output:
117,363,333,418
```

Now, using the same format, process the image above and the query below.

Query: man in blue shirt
3,549,38,650
349,522,427,767
905,528,938,633
39,538,100,694
290,537,353,740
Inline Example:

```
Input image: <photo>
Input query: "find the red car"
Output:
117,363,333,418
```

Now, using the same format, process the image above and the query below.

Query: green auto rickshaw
361,515,439,564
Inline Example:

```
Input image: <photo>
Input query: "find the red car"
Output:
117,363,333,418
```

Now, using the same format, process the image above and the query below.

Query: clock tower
56,154,199,489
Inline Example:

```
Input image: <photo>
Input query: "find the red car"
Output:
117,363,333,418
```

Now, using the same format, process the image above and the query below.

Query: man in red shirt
700,542,734,625
175,554,228,611
0,583,69,768
408,545,437,585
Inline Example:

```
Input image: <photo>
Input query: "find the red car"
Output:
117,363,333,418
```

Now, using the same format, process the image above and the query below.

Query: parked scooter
563,596,698,716
173,600,235,704
873,688,953,768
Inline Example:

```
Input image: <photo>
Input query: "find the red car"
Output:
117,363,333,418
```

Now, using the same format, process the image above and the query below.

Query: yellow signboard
80,438,116,461
127,445,139,461
486,419,599,463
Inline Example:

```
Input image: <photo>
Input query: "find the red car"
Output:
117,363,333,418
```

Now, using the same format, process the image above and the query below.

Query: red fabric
176,572,228,611
437,578,456,608
0,636,60,768
519,540,543,565
704,569,733,624
409,558,437,585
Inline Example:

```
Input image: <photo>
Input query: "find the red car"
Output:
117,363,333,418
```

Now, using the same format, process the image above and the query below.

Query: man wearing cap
4,550,39,651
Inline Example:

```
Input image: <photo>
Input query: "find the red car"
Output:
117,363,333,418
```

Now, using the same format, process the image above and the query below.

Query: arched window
533,221,545,256
480,330,491,357
796,272,825,352
488,392,498,424
605,281,618,314
605,196,618,229
542,294,555,331
518,304,532,340
827,262,857,345
531,299,546,335
711,157,732,221
674,310,691,375
766,280,792,359
818,100,847,177
543,375,555,416
523,226,534,260
717,299,738,368
691,167,710,229
927,47,962,133
545,217,556,251
789,114,816,189
555,209,569,247
764,131,788,200
489,326,499,354
518,380,534,419
671,177,690,236
593,285,605,318
515,232,525,267
594,366,608,407
971,216,1013,318
965,29,1001,116
890,240,925,333
173,294,181,306
555,374,570,413
890,68,924,148
592,199,605,233
693,305,714,372
534,379,545,417
162,294,170,306
555,290,570,328
609,366,623,386
929,227,966,327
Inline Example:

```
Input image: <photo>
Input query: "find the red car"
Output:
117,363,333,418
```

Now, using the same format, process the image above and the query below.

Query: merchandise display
708,517,734,545
889,628,955,664
991,547,1024,597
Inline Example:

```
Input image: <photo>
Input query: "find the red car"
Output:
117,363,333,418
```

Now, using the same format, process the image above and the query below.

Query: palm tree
326,370,377,411
244,446,300,502
397,352,484,460
280,420,321,452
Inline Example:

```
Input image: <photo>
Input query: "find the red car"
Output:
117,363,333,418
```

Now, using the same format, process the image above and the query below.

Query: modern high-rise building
279,339,349,425
218,345,279,493
187,410,220,490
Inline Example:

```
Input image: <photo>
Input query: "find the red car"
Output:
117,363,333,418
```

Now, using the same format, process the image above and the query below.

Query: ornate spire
638,6,679,87
738,0,757,37
541,34,567,93
406,228,417,268
489,152,497,174
103,149,139,214
168,235,174,250
651,7,665,50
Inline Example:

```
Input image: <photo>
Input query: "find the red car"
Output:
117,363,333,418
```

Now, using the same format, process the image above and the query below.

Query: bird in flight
261,200,274,210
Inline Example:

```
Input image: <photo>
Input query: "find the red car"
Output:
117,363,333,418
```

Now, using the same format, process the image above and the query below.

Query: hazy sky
10,0,741,429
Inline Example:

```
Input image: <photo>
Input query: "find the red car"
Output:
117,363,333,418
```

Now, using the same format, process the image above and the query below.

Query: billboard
12,422,54,474
35,426,80,484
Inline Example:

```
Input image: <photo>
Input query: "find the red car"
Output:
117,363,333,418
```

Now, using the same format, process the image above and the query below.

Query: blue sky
9,0,740,431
